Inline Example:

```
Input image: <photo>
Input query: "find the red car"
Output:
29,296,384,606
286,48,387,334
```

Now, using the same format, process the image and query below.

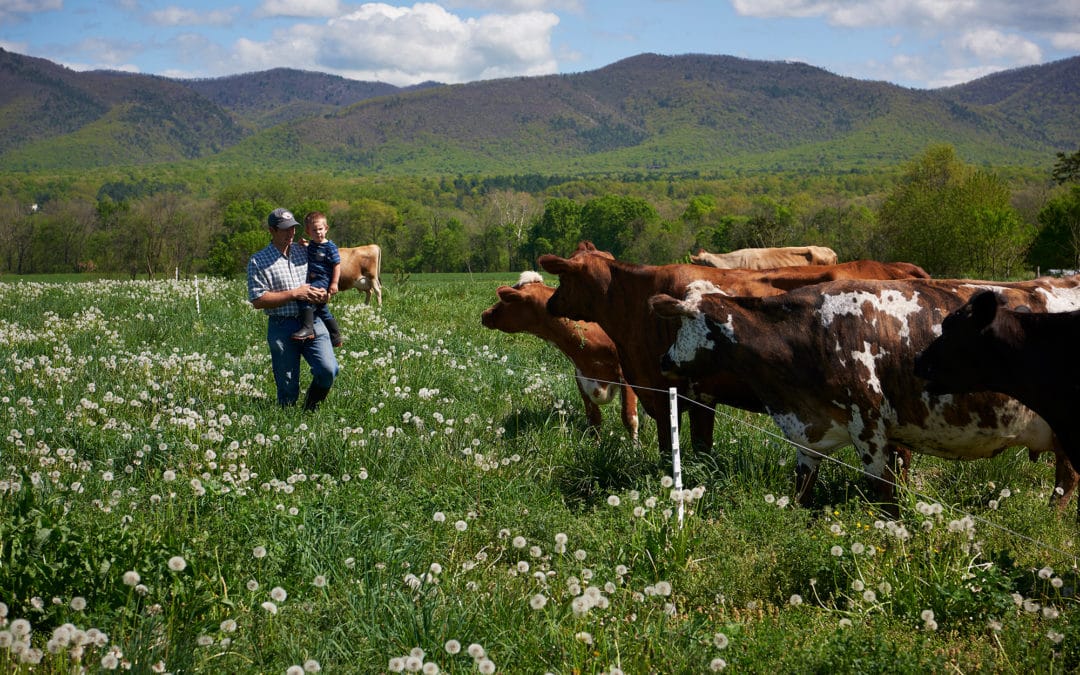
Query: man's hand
295,284,328,303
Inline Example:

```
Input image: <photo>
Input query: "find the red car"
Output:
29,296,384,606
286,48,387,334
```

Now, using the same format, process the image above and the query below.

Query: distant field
0,275,1076,673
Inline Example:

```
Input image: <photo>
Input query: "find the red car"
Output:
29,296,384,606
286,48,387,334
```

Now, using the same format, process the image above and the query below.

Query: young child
291,211,343,347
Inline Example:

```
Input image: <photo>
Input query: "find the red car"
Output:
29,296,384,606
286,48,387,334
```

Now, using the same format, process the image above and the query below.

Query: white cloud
257,0,344,19
0,0,62,23
147,6,237,27
927,64,1008,89
230,3,560,85
1049,31,1080,50
957,28,1041,64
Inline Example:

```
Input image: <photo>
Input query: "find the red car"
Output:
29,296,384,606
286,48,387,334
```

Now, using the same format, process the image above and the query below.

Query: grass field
1,274,1078,673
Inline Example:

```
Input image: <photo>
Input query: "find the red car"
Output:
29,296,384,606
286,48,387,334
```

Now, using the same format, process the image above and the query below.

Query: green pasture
0,275,1077,673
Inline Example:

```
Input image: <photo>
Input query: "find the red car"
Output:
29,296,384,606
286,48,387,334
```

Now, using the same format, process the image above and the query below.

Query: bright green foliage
877,145,1034,277
1028,185,1080,272
1052,145,1080,185
579,194,659,259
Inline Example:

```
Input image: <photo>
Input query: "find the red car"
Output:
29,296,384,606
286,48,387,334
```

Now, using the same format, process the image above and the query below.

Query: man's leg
268,317,304,406
301,318,340,411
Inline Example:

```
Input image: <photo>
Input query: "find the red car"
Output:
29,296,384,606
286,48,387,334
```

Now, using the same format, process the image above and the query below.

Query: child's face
306,218,329,243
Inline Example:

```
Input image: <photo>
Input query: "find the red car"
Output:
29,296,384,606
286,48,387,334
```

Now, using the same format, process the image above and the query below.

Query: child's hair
304,211,327,228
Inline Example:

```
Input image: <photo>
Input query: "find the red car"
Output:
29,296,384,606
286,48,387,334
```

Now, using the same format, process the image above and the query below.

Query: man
247,207,339,409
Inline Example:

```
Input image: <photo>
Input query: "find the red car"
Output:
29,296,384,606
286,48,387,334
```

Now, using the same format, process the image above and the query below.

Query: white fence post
194,275,201,316
669,387,684,526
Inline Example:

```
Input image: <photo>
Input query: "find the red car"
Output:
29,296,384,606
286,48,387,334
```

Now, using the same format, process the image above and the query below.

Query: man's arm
252,284,327,310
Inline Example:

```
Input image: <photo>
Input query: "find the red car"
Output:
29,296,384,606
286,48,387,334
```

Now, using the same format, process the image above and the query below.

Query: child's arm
329,262,341,296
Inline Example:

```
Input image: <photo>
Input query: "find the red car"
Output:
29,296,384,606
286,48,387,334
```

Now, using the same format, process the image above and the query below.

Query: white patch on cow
818,289,923,344
892,394,1053,459
682,280,729,310
667,312,726,367
1036,285,1080,311
576,369,615,405
850,341,885,394
515,270,544,287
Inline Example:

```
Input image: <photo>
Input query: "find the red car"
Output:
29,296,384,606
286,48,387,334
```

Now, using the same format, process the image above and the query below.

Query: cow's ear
495,286,520,302
650,293,690,320
538,254,570,274
969,290,1000,327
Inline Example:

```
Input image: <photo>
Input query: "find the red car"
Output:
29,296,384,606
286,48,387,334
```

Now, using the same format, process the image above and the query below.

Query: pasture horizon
0,274,1077,672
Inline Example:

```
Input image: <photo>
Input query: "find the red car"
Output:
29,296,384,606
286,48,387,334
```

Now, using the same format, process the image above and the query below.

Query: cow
690,245,839,269
649,276,1080,516
537,240,930,461
481,271,639,440
915,290,1080,493
337,244,383,305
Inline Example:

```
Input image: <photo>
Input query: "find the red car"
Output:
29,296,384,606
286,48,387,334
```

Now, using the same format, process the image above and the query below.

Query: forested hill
1,48,1077,174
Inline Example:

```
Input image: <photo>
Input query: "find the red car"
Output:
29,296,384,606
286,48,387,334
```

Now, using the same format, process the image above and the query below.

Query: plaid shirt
247,242,309,317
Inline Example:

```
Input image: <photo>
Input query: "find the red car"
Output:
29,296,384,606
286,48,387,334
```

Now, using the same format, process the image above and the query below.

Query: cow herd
480,242,1080,518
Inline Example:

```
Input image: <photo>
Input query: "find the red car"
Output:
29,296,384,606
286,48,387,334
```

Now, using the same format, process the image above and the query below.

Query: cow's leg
573,378,604,435
619,384,640,442
1041,439,1079,517
686,402,715,454
860,442,899,519
794,450,820,507
892,444,913,483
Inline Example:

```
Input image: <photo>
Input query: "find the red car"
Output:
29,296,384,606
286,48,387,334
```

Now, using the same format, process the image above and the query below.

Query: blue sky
2,0,1078,89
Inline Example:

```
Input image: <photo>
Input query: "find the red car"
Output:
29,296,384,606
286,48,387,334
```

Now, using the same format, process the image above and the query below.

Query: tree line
2,144,1079,280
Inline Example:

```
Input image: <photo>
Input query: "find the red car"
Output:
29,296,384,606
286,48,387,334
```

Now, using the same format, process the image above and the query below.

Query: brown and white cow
690,245,838,269
337,244,383,305
482,271,639,440
538,241,930,459
915,290,1080,493
651,277,1080,515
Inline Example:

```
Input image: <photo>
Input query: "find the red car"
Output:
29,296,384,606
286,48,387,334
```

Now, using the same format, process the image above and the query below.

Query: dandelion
1023,599,1041,613
433,512,445,522
574,549,587,561
920,609,934,622
247,579,259,592
1038,566,1053,580
862,589,877,603
789,594,803,606
270,586,287,602
512,536,527,549
607,495,621,507
655,580,672,596
220,619,237,632
830,545,843,557
287,667,304,675
422,663,439,675
764,493,776,504
261,601,277,615
389,657,405,672
477,659,496,675
405,656,422,672
445,640,461,655
467,643,486,659
710,658,727,671
713,633,729,649
197,635,214,647
924,619,938,631
851,542,865,555
252,546,267,559
454,520,467,532
838,618,852,628
1051,577,1064,589
1048,630,1064,644
313,575,328,588
852,580,864,592
530,594,548,610
70,596,86,611
10,619,31,637
167,556,187,572
575,631,594,645
123,570,140,586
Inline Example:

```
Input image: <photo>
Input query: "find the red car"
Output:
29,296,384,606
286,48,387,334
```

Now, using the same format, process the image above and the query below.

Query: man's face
271,224,296,246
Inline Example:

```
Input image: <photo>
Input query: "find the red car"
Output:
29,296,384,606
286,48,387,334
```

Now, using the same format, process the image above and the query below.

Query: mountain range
1,48,1077,175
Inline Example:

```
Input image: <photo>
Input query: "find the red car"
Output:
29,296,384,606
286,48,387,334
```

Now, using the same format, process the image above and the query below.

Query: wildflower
830,545,843,557
313,575,328,588
838,618,852,628
920,609,934,622
530,594,547,610
852,580,864,592
467,643,486,659
512,536,527,549
1038,566,1053,580
123,570,140,586
433,511,445,522
607,495,621,507
661,476,674,488
710,658,727,671
988,619,1003,632
247,579,259,592
851,542,865,555
575,631,593,645
270,586,287,602
862,589,877,603
789,594,803,606
197,635,214,647
389,657,405,672
422,663,439,675
220,619,237,632
477,659,496,675
764,494,776,504
1023,599,1041,613
574,549,587,561
655,580,672,596
713,633,729,649
405,656,422,671
167,556,187,572
1051,577,1064,589
1048,630,1064,644
70,596,87,611
454,520,467,532
10,619,31,637
924,619,938,631
287,667,304,675
261,601,277,614
444,639,461,654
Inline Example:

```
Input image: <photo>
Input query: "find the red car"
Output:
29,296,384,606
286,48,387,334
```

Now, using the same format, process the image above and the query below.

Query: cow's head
539,243,615,321
481,271,551,332
650,292,725,379
914,290,1001,394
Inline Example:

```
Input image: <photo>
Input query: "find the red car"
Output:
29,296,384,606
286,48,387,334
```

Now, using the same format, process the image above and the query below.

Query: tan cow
337,244,383,305
481,271,638,440
690,245,838,269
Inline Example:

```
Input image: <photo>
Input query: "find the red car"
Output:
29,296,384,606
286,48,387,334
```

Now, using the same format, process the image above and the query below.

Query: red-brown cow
690,245,838,269
915,290,1080,498
537,241,930,459
651,277,1080,515
482,271,639,440
338,244,383,305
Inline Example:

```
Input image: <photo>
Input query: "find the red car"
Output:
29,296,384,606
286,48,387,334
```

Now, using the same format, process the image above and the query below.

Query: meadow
0,273,1078,674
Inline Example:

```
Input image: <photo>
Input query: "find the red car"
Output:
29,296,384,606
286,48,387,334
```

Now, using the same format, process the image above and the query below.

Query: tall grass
0,275,1077,673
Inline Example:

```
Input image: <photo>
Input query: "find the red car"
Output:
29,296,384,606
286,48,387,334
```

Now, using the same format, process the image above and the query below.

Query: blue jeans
267,315,340,406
